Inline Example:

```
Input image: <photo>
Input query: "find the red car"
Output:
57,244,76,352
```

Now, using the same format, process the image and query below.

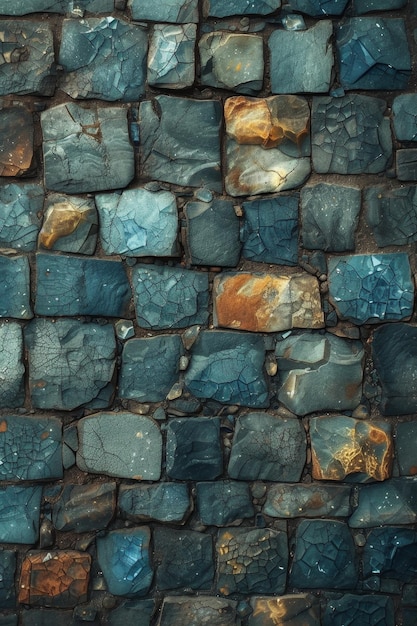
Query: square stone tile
148,24,196,89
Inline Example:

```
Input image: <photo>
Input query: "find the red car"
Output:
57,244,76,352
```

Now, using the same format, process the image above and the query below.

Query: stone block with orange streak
0,106,34,177
249,594,320,626
213,272,324,332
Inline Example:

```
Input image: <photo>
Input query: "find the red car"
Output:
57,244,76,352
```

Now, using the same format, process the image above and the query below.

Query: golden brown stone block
213,272,323,332
39,202,87,249
0,106,33,176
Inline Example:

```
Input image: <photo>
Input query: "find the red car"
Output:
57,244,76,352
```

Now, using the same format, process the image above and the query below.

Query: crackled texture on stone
366,186,417,248
59,18,147,101
0,254,32,319
249,594,320,626
0,106,33,177
290,520,358,589
228,413,306,481
214,272,323,332
108,599,154,626
119,483,190,523
39,194,97,254
140,96,222,191
42,103,134,193
323,594,395,626
288,0,348,15
148,24,196,89
349,478,417,527
393,95,417,142
276,333,364,416
397,149,417,181
97,528,152,597
196,481,255,526
269,21,333,93
0,323,25,408
205,0,280,16
310,416,393,483
241,196,298,265
225,95,310,196
158,596,237,626
0,0,113,14
363,527,417,585
0,184,43,251
301,183,361,252
154,528,214,590
52,482,116,532
0,551,16,608
312,96,392,174
129,0,199,22
166,417,222,480
396,422,417,476
185,199,241,266
185,330,268,407
0,486,41,544
77,412,161,480
25,319,116,411
119,335,182,403
373,324,417,415
0,416,62,481
264,483,352,518
19,551,91,607
133,265,209,329
96,188,178,257
200,33,264,94
217,527,288,595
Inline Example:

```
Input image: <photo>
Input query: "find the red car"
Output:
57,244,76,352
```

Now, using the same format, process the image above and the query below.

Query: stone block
0,184,43,251
108,600,154,626
0,254,32,319
0,323,25,408
129,0,199,22
366,185,417,247
158,596,237,626
396,422,417,476
397,149,417,181
263,483,352,518
287,0,347,15
363,527,417,584
204,0,280,16
52,482,116,532
0,551,16,608
119,483,191,523
322,594,394,626
166,417,222,480
0,486,42,543
349,478,417,527
148,24,196,89
196,481,254,526
353,0,406,11
0,105,33,177
38,194,97,254
249,594,320,626
393,94,417,141
0,0,113,14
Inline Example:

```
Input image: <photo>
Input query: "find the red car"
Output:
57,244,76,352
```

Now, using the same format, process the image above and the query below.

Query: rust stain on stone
0,420,7,433
39,203,86,249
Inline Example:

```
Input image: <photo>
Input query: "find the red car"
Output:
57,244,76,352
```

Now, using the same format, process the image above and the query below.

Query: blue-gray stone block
312,95,392,174
166,417,222,480
96,188,178,257
0,0,113,14
287,0,348,15
0,485,42,543
0,551,16,608
129,0,199,22
108,600,154,626
349,478,417,527
363,527,417,584
353,0,406,13
0,254,32,319
140,96,222,191
41,103,134,193
366,186,417,247
59,18,147,101
323,594,394,626
196,481,254,525
336,18,411,90
396,422,417,476
393,94,417,141
148,24,196,89
264,484,352,518
241,195,298,265
0,184,43,251
119,335,183,402
38,194,97,255
97,528,153,597
35,253,131,317
205,0,280,15
185,331,268,408
328,253,414,325
0,416,62,481
397,149,417,181
132,265,209,329
119,483,190,523
52,482,116,532
0,323,25,408
25,319,116,411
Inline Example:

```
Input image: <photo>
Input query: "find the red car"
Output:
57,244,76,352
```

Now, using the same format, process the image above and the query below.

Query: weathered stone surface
97,528,153,596
349,478,417,527
366,185,417,247
263,483,352,518
301,183,361,251
0,551,16,608
396,422,417,476
119,483,190,523
397,149,417,181
337,18,411,90
119,335,182,403
148,24,196,89
77,412,161,480
249,594,320,626
59,18,147,101
276,332,364,416
217,527,288,595
241,195,298,265
39,194,97,254
158,596,237,626
42,103,134,193
20,611,71,626
0,0,113,14
323,594,395,626
129,0,199,22
0,485,41,543
312,95,392,174
166,417,222,480
0,105,33,177
228,413,306,481
52,482,116,532
204,0,280,16
353,0,406,11
196,481,254,526
214,272,323,332
0,184,43,252
363,527,417,585
140,96,222,191
108,599,154,626
0,323,25,408
0,254,32,319
269,21,333,93
310,416,393,482
393,94,417,141
185,330,269,407
25,319,116,411
288,0,348,15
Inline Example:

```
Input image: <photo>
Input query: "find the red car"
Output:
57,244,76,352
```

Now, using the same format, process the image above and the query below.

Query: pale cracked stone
213,272,323,332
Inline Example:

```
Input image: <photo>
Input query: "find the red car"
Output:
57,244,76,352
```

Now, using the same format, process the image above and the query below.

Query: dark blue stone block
0,551,16,608
323,594,394,626
108,600,154,626
353,0,406,13
21,611,72,626
393,94,417,142
349,478,417,527
0,254,32,319
396,422,417,476
397,149,417,181
402,608,417,626
119,483,190,523
166,417,222,480
288,0,348,15
0,183,43,251
366,185,417,247
241,195,298,265
0,485,42,543
52,483,116,532
363,527,417,584
196,481,254,525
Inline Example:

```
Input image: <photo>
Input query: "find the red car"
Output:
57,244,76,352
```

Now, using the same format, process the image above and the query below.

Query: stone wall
0,0,416,624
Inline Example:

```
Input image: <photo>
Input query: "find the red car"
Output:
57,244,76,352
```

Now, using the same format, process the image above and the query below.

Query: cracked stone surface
204,0,280,16
363,527,417,585
39,194,97,254
0,184,43,252
166,417,222,480
0,105,33,176
393,94,417,141
0,254,32,319
128,0,199,22
25,319,116,411
397,149,417,181
288,0,348,15
0,0,113,14
263,484,352,518
0,323,25,408
396,422,417,476
41,103,134,193
0,486,41,544
52,482,116,532
196,481,254,526
349,478,417,527
77,412,161,480
158,596,237,626
366,185,417,247
323,594,395,626
119,483,190,524
148,24,196,89
249,594,320,626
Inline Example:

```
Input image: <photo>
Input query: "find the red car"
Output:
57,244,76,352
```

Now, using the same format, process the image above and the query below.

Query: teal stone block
196,481,254,525
108,600,155,626
35,253,131,317
287,0,348,15
0,184,43,251
38,194,97,255
290,520,358,589
337,18,411,90
0,485,42,543
397,149,417,181
366,185,417,247
0,323,25,408
185,330,269,408
396,422,417,476
263,484,352,518
0,0,113,14
393,94,417,141
21,612,72,626
363,527,417,584
0,416,62,481
52,482,116,532
129,0,199,22
25,319,116,411
97,528,153,596
158,597,238,626
402,608,417,626
119,335,183,403
0,551,16,608
119,483,190,523
96,188,178,257
133,265,209,329
0,254,32,319
249,595,320,626
329,253,414,325
241,195,298,265
353,0,406,13
323,594,394,626
349,478,417,527
205,0,280,15
166,417,222,480
59,17,148,101
148,24,196,89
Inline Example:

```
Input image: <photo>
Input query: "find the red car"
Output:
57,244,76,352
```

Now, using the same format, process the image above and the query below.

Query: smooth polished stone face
396,422,417,476
0,486,42,543
129,0,199,22
119,483,191,523
287,0,348,14
363,527,417,585
397,149,417,181
249,594,320,626
322,594,395,626
196,481,254,526
0,106,33,176
0,184,43,251
349,478,417,527
0,323,25,408
39,194,97,254
166,417,222,480
0,255,32,319
263,483,352,518
204,0,280,16
148,24,196,89
158,596,238,626
366,186,417,247
52,482,116,532
393,94,417,141
0,552,16,608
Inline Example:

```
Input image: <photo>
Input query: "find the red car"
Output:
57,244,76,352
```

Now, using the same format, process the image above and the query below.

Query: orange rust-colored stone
0,107,33,176
39,203,86,249
0,420,7,433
